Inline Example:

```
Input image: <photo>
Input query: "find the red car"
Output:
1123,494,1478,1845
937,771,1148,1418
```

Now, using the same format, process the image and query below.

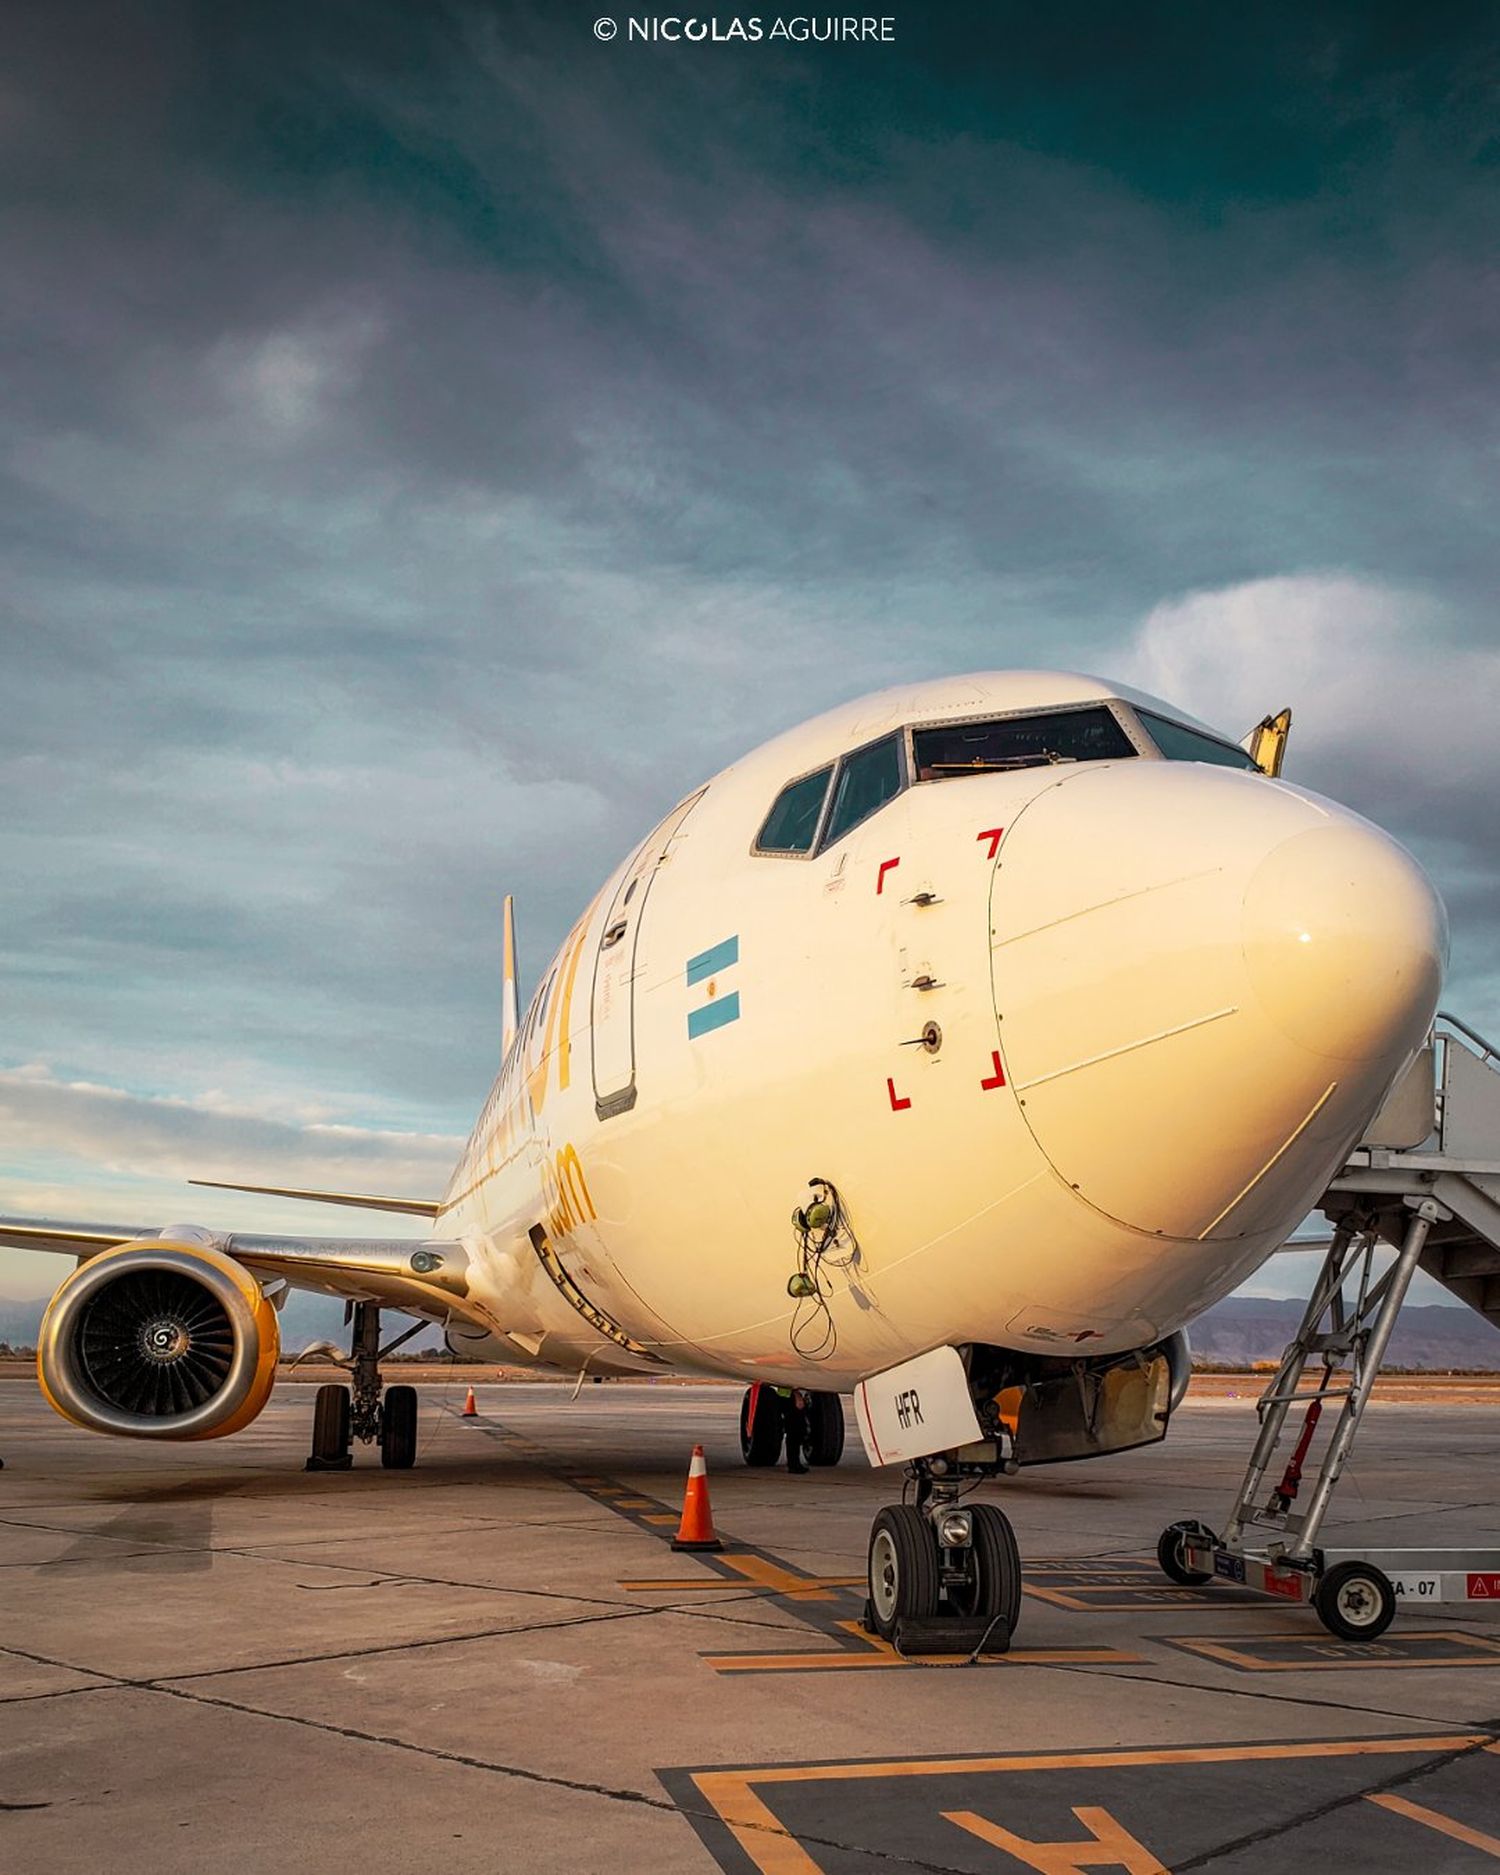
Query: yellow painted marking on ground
691,1739,1491,1875
643,1513,679,1525
714,1555,844,1602
946,1804,1167,1873
691,1773,824,1875
704,1623,1142,1675
1023,1584,1101,1610
620,1576,864,1594
1367,1793,1500,1858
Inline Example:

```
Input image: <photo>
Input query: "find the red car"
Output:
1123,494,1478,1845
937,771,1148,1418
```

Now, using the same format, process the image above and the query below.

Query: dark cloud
2,2,1496,1283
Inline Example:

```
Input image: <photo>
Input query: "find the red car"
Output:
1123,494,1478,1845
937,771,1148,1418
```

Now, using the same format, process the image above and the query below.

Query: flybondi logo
599,17,896,42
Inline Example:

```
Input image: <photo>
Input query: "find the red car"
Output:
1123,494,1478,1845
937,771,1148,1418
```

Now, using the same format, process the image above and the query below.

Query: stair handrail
1436,1009,1500,1067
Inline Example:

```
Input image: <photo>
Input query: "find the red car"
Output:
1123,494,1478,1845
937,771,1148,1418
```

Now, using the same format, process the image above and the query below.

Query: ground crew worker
777,1386,810,1473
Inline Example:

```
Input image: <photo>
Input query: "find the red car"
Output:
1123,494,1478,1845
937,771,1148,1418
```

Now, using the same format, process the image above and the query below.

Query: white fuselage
436,672,1446,1391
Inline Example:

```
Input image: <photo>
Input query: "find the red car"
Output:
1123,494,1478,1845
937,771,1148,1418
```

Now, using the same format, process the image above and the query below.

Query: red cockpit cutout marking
886,1078,912,1112
876,857,900,895
978,827,1005,860
980,1051,1007,1090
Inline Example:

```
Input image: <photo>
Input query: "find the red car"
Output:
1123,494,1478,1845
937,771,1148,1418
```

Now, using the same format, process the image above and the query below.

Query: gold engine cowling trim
37,1240,280,1440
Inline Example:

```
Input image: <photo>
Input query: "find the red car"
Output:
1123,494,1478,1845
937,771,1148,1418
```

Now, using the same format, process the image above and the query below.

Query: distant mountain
1185,1296,1499,1370
3,1292,1495,1369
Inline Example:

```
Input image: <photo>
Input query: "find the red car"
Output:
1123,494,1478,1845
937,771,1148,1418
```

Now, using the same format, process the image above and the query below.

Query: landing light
937,1509,973,1548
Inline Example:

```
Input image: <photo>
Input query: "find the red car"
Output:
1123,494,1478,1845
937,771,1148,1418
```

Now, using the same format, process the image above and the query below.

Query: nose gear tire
946,1503,1022,1634
867,1504,940,1640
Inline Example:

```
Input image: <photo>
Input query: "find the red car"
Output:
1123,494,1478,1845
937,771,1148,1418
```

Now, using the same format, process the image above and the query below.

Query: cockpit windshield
912,706,1135,779
1135,709,1262,772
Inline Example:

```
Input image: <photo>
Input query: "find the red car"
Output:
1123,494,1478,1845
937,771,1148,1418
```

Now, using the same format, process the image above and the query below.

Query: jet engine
37,1238,280,1439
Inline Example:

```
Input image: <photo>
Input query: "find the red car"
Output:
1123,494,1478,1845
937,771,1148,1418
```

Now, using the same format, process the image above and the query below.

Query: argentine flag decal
686,935,740,1039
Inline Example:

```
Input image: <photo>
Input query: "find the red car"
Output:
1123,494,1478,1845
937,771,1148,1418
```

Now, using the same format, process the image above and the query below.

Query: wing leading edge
0,1215,471,1316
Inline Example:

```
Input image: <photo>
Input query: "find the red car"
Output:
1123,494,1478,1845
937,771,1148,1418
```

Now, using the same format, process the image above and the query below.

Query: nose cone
1243,823,1446,1063
991,764,1445,1243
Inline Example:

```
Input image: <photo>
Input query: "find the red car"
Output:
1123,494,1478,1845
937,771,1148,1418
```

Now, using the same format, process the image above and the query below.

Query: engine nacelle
37,1239,279,1440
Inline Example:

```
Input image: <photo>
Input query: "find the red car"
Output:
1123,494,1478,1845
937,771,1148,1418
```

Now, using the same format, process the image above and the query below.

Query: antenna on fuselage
502,894,519,1061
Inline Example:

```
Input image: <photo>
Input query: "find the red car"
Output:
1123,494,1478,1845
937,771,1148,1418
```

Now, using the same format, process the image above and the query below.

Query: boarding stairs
1161,1014,1500,1636
1329,1012,1500,1333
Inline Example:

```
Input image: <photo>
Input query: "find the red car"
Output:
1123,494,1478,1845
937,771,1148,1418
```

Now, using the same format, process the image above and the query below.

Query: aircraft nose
1242,822,1447,1063
990,764,1446,1243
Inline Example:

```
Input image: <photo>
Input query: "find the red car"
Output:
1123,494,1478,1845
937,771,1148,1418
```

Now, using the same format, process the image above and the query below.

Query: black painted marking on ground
459,1408,877,1650
1167,1630,1500,1673
1025,1554,1268,1610
660,1732,1500,1875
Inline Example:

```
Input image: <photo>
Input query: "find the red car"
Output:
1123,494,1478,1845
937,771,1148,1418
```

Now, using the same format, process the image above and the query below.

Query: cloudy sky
2,2,1496,1305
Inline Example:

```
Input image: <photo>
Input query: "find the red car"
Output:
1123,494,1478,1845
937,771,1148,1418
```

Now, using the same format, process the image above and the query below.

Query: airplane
0,671,1446,1640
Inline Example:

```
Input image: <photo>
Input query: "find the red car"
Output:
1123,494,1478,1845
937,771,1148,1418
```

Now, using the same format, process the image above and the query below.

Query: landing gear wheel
867,1504,939,1640
947,1503,1023,1636
1313,1561,1397,1640
307,1384,351,1471
1157,1519,1216,1585
739,1385,785,1467
380,1384,418,1470
806,1392,845,1467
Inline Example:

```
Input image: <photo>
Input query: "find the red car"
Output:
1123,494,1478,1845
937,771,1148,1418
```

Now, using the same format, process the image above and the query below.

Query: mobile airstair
1159,1014,1500,1638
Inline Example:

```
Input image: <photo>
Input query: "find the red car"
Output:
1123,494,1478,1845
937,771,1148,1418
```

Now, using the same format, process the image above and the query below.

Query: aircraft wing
0,1215,472,1318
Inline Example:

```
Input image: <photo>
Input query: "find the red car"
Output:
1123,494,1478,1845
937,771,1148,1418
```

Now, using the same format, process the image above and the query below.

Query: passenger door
590,790,705,1118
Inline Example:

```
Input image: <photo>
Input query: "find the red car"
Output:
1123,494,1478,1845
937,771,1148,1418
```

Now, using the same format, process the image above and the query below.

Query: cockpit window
1136,709,1261,772
912,706,1135,779
756,764,833,853
823,733,905,845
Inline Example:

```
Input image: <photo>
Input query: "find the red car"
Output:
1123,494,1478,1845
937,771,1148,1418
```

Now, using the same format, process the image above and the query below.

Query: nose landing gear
864,1452,1022,1652
306,1301,424,1471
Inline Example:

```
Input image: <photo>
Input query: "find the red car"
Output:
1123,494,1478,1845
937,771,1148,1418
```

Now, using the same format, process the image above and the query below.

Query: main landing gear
864,1452,1022,1652
738,1384,845,1468
306,1301,424,1472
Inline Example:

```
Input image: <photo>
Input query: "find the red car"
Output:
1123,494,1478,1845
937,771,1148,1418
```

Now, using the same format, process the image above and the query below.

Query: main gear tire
806,1391,845,1466
380,1384,418,1470
739,1385,785,1467
307,1383,351,1471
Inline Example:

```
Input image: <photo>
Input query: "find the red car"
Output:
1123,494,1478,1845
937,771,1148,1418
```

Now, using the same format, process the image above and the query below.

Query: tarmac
2,1377,1499,1873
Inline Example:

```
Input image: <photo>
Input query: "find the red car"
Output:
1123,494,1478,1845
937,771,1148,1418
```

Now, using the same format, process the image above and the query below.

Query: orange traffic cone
671,1444,724,1552
461,1387,478,1419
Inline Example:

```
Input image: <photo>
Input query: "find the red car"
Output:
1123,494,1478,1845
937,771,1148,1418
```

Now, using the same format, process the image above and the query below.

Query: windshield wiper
925,753,1078,773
